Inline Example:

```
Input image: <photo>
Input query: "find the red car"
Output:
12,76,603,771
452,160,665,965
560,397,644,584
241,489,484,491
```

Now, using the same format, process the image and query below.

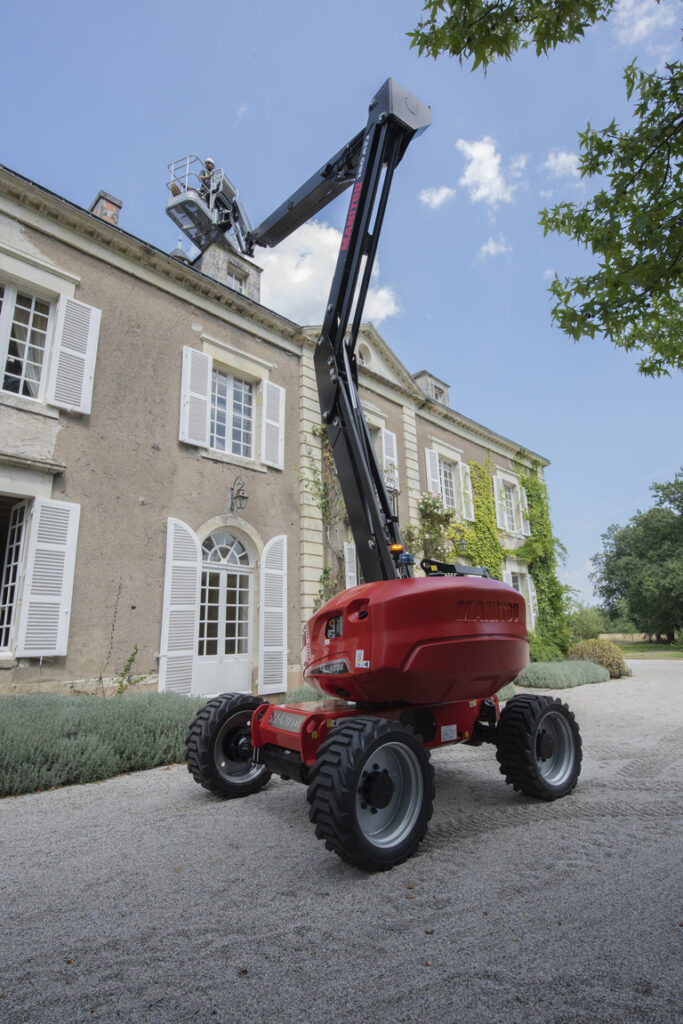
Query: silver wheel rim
214,712,263,784
356,741,424,848
536,710,576,787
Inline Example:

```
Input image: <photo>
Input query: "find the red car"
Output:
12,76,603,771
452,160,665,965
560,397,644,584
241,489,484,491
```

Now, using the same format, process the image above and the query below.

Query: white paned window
425,448,476,522
504,566,536,630
225,269,246,294
179,346,285,470
211,368,253,458
503,483,517,533
494,473,529,537
0,285,101,412
439,459,458,510
258,534,287,694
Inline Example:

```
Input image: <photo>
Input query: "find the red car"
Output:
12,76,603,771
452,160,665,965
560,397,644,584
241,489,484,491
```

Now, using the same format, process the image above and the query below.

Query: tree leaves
541,61,683,376
409,2,683,377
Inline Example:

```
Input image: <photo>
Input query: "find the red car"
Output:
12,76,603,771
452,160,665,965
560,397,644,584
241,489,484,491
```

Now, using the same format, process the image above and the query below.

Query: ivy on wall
514,454,571,653
405,456,505,579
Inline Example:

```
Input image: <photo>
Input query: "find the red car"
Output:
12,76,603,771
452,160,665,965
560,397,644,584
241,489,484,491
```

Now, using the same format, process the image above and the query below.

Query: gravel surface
1,661,681,1024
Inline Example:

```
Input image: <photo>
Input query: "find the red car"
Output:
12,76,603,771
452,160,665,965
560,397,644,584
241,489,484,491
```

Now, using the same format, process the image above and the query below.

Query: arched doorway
196,529,254,694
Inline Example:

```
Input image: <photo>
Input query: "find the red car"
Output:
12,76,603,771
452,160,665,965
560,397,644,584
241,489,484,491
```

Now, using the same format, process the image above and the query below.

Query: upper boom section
165,80,431,584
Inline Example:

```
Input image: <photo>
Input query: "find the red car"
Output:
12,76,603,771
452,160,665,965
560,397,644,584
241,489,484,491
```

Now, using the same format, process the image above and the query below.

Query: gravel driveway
1,662,681,1024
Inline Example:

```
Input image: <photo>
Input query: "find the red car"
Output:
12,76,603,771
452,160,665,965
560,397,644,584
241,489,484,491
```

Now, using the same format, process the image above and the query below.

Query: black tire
307,716,434,872
185,692,271,798
495,694,582,801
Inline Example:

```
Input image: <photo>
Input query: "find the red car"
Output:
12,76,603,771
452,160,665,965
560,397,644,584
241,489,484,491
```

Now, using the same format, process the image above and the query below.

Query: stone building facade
0,165,547,697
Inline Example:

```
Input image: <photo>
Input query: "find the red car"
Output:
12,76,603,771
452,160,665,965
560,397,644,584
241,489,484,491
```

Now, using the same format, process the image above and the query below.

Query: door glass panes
2,291,51,398
198,531,252,659
225,572,249,655
198,571,220,656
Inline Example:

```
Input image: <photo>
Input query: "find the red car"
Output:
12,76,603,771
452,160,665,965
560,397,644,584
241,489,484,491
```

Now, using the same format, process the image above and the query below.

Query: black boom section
313,82,431,581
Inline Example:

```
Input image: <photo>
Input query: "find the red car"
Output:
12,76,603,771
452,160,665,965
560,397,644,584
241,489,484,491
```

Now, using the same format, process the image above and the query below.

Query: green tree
409,3,683,377
565,603,605,641
590,469,683,642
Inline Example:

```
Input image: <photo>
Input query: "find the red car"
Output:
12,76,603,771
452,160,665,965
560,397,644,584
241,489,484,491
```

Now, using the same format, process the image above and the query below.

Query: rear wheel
186,693,271,798
495,694,582,800
307,716,434,872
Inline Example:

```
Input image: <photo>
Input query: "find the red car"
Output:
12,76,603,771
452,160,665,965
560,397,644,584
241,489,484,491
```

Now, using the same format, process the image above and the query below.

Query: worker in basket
199,157,215,201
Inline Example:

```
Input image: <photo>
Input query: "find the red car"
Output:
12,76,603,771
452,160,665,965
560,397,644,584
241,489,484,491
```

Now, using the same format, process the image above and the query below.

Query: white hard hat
205,157,215,166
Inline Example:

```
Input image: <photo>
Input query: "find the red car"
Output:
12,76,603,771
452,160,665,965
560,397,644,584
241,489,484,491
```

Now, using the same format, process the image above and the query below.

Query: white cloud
477,235,512,260
543,150,580,179
613,0,676,44
456,137,524,207
510,154,528,178
543,268,556,281
256,220,399,325
418,185,457,209
235,103,248,121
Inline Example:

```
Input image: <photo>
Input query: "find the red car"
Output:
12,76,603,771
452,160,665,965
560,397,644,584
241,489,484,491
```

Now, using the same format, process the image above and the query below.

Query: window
210,369,253,458
504,565,538,630
1,287,51,398
0,282,101,413
0,499,28,650
179,345,285,470
494,474,531,536
425,448,475,521
225,269,246,294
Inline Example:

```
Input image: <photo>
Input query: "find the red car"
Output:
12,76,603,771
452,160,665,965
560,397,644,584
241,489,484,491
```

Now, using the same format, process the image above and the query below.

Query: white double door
196,564,252,694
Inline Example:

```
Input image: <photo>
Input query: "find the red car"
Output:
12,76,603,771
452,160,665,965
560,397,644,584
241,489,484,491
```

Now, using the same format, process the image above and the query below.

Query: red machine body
302,575,529,705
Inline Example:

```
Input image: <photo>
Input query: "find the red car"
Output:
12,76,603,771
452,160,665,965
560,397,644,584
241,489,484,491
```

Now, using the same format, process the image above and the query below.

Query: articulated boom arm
250,80,431,582
170,80,431,583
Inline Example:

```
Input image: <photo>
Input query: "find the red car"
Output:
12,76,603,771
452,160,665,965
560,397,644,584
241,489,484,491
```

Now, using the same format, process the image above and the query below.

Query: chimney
89,190,123,227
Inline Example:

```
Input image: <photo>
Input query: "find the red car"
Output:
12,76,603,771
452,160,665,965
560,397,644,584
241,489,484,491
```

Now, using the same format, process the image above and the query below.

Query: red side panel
302,576,528,705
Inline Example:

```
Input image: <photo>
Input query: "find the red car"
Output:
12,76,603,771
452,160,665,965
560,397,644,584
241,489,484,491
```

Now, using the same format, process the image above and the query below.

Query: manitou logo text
455,600,520,623
341,181,363,251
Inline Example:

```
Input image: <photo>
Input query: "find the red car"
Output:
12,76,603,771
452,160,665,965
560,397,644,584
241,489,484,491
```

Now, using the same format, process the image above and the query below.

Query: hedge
514,660,610,689
0,693,206,797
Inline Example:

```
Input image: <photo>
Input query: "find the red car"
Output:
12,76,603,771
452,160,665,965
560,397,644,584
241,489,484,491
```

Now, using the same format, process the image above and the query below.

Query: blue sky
2,0,681,603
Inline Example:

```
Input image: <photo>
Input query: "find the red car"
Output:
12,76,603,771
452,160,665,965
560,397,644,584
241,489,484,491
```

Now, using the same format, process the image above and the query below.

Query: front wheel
186,693,271,798
307,717,434,872
495,694,582,800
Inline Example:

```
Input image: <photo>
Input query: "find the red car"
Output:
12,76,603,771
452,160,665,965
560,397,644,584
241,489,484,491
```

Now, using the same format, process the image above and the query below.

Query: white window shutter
179,346,211,447
494,477,506,529
460,462,475,521
520,487,532,536
503,570,513,587
158,518,201,694
261,381,285,469
344,541,358,589
425,449,441,496
259,534,287,694
381,429,399,491
46,296,101,414
527,574,538,630
15,499,80,657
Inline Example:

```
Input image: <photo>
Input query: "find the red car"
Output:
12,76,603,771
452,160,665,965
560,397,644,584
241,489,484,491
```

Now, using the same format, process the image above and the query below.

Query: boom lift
175,80,582,872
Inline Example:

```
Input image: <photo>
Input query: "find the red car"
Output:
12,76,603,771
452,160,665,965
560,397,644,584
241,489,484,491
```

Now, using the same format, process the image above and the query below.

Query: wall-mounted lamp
230,475,249,513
